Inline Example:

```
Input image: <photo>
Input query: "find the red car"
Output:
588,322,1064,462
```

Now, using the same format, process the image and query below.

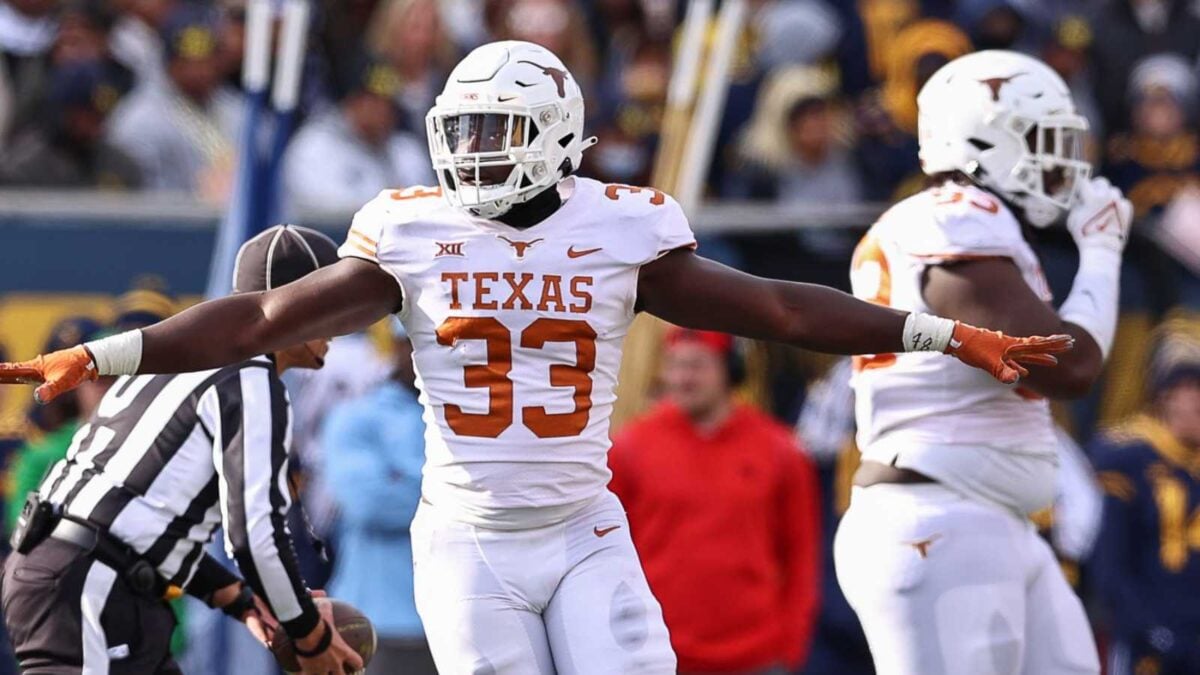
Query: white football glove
1066,177,1133,254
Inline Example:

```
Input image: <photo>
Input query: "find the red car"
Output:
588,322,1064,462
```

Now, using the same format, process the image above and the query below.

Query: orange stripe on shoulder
347,241,376,258
349,229,379,247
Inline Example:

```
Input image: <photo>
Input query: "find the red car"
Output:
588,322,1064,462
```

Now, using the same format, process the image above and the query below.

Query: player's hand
0,346,97,404
294,602,364,675
946,322,1074,384
1066,177,1132,254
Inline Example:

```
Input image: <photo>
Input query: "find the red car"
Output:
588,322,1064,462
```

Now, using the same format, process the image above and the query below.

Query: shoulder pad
340,187,450,262
583,180,696,265
879,185,1025,263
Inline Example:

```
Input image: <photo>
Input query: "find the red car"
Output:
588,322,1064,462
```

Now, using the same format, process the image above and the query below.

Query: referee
2,225,364,675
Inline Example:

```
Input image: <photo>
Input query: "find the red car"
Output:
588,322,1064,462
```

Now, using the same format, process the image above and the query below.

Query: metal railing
0,189,888,234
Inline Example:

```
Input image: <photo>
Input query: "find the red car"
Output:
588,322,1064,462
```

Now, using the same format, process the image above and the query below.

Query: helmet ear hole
967,138,994,151
557,133,575,148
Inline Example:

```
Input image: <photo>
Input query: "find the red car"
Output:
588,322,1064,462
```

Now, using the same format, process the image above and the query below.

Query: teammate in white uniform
834,51,1132,675
1,43,1073,675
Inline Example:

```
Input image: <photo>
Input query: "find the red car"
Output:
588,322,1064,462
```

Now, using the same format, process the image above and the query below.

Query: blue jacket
320,381,426,639
1089,415,1200,669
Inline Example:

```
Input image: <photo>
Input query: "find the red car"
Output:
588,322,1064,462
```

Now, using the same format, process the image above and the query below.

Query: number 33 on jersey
338,177,696,523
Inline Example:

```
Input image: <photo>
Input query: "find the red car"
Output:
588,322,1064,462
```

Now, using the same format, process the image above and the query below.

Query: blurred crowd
3,0,1200,674
1,0,1199,219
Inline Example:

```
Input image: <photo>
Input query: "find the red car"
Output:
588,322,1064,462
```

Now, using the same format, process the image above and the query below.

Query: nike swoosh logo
567,246,602,259
498,95,518,102
593,525,621,538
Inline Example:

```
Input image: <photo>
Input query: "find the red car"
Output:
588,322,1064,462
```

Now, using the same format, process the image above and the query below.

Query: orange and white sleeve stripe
340,225,379,262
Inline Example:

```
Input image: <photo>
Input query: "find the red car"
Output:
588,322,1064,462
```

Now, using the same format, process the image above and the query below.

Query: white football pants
410,490,675,674
834,483,1099,675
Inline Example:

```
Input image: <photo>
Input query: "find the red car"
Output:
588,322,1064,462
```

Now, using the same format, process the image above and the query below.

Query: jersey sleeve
653,195,698,261
895,186,1026,264
338,190,392,263
606,188,697,266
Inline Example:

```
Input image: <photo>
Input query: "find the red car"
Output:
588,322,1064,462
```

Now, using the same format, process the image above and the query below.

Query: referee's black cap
233,224,340,293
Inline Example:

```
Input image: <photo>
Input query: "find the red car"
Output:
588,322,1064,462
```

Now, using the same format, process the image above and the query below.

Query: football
270,598,377,674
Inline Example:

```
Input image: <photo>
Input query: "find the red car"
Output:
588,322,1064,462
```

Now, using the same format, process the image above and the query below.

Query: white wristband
1058,246,1122,360
84,330,144,376
902,312,956,353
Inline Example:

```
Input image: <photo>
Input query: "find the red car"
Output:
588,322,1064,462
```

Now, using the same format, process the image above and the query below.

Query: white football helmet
917,50,1092,227
426,41,595,219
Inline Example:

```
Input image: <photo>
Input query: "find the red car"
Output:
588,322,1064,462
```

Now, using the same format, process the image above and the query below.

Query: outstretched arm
1,258,399,402
638,249,1072,383
639,250,908,354
141,258,399,372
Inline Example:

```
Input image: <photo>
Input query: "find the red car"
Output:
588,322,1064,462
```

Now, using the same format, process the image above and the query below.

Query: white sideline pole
243,0,273,94
674,0,746,216
650,0,712,193
668,0,712,111
272,0,311,112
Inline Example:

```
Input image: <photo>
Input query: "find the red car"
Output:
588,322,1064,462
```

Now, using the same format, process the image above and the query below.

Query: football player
833,50,1129,675
0,42,1070,674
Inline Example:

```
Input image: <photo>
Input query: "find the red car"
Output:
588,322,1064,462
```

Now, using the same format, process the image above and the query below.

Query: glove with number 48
1066,177,1133,254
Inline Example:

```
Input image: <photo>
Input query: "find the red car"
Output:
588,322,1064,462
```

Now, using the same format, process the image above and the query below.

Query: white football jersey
339,177,695,528
850,183,1058,459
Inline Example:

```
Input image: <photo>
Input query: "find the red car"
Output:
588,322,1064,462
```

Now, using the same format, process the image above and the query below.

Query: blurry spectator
53,0,126,72
1090,320,1200,675
1089,0,1200,133
753,0,843,70
367,0,458,133
855,18,970,200
107,0,178,84
954,0,1027,52
214,0,245,90
285,328,389,543
586,0,672,69
320,321,435,675
1105,54,1200,218
0,0,57,144
3,317,112,534
437,0,487,51
113,277,178,332
107,5,243,198
587,39,670,187
609,328,821,674
486,0,598,92
1041,15,1104,150
728,67,861,204
283,56,431,214
0,60,140,188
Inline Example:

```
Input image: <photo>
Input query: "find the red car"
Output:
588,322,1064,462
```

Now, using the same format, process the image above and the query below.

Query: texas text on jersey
340,177,695,529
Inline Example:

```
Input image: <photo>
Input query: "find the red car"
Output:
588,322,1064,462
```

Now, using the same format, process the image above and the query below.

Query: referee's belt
50,518,184,601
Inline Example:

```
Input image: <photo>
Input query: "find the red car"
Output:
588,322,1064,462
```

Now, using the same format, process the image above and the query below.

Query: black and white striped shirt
38,355,319,636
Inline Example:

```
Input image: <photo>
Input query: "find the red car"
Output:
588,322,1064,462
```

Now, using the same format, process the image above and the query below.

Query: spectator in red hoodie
609,328,822,674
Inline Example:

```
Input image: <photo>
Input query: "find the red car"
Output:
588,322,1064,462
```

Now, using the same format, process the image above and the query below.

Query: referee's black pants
1,538,181,674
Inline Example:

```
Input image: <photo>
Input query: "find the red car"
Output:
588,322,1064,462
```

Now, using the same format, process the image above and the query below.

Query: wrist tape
83,330,143,376
902,313,956,353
